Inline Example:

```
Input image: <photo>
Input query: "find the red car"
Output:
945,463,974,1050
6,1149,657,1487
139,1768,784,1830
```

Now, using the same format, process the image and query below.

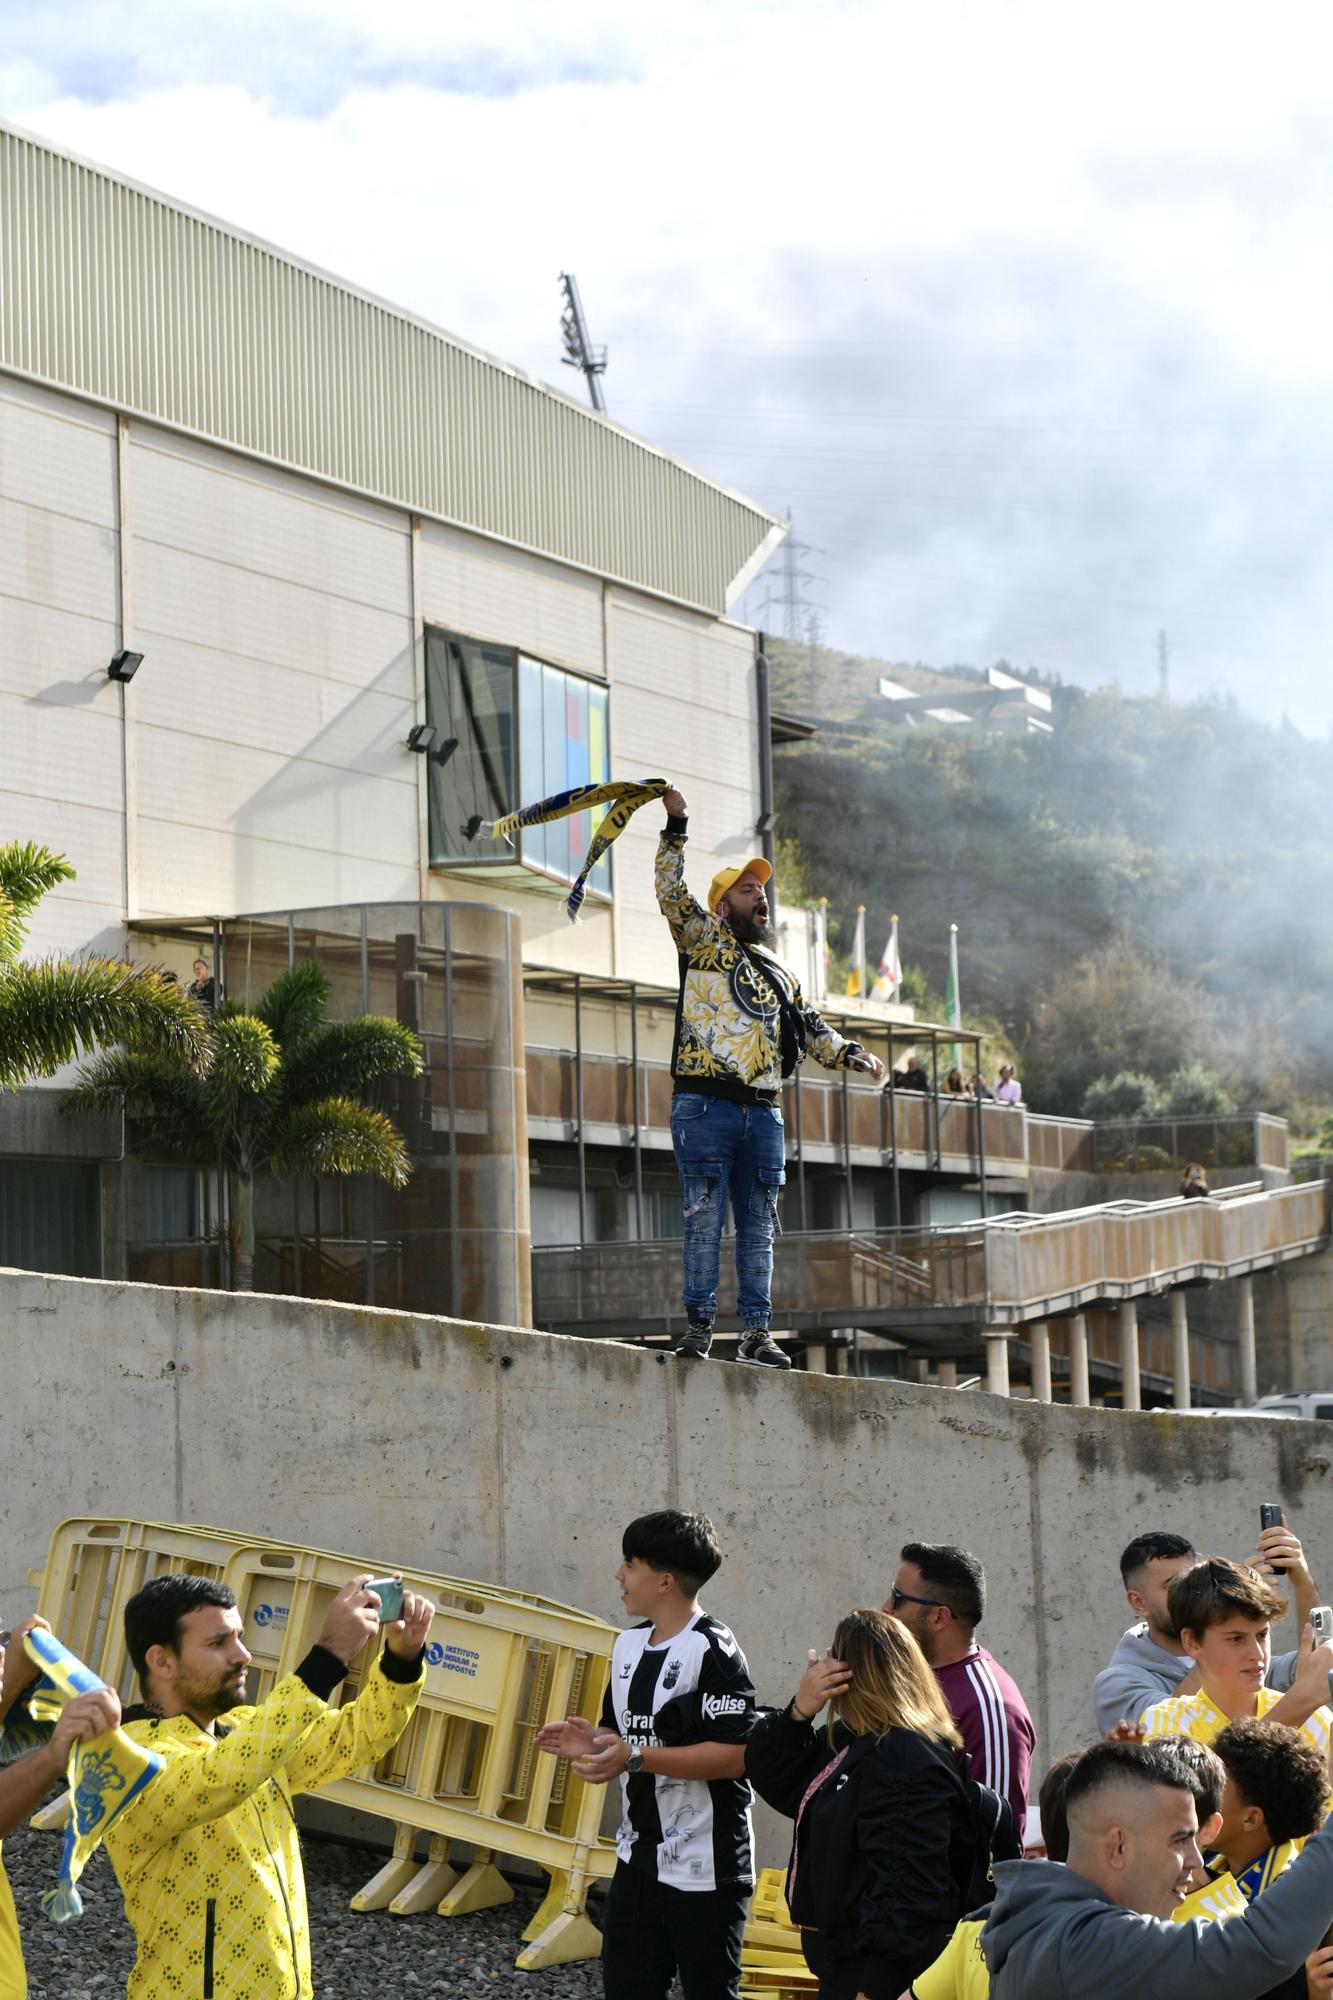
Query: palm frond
63,1050,213,1158
267,1097,413,1186
282,1016,424,1105
201,1016,280,1134
0,843,77,962
0,958,212,1090
255,961,330,1049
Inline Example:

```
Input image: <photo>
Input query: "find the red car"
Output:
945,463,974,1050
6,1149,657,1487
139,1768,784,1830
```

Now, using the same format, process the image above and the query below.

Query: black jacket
746,1704,974,2000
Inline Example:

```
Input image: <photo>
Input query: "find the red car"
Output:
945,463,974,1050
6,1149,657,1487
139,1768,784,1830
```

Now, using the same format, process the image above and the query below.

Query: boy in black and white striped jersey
536,1511,756,2000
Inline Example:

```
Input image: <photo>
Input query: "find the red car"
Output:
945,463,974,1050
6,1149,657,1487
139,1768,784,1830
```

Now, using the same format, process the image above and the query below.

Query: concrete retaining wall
6,1266,1333,1863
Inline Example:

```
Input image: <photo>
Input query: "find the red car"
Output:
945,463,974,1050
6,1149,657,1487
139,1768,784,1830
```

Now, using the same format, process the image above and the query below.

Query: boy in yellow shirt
1140,1558,1333,1760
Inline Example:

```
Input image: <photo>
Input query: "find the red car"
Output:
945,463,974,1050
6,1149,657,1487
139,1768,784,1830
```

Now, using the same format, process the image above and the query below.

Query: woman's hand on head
792,1648,853,1722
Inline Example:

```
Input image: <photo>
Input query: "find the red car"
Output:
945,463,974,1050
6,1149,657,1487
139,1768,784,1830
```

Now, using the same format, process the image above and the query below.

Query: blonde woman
746,1609,985,2000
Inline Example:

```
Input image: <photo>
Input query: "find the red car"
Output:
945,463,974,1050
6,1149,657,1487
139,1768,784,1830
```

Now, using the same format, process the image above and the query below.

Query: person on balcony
944,1067,972,1097
898,1054,931,1091
655,788,884,1368
994,1066,1023,1106
1180,1163,1210,1199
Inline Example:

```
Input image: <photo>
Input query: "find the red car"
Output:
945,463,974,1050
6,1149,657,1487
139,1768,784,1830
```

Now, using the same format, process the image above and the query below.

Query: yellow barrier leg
350,1825,422,1911
30,1790,71,1834
437,1850,514,1918
515,1861,603,1972
389,1836,460,1916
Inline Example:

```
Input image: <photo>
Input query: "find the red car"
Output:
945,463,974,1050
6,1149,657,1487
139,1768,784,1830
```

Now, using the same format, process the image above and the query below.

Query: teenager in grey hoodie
982,1739,1333,2000
1092,1528,1312,1733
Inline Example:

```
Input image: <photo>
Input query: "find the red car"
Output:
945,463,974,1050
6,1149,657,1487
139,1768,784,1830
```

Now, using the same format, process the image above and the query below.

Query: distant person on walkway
945,1066,972,1097
886,1543,1035,1834
1180,1163,1210,1199
993,1066,1022,1105
1092,1527,1316,1734
655,787,884,1368
186,957,218,1007
899,1054,930,1091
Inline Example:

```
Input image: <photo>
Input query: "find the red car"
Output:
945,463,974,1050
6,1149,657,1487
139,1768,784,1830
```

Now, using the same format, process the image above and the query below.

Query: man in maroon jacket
886,1541,1035,1836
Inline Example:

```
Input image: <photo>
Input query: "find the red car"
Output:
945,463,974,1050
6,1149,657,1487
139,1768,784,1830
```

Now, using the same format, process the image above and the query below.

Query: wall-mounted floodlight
108,650,144,682
406,723,437,753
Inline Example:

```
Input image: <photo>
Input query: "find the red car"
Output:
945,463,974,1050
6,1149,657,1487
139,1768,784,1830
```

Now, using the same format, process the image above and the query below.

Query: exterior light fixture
406,724,437,753
108,650,144,682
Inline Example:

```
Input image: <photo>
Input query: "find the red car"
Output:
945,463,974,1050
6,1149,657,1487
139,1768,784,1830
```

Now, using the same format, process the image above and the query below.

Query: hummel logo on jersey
712,1630,738,1658
662,1659,681,1690
701,1693,747,1721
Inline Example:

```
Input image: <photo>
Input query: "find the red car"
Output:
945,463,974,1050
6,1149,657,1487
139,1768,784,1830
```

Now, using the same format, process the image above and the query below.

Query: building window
142,1164,201,1241
425,629,610,896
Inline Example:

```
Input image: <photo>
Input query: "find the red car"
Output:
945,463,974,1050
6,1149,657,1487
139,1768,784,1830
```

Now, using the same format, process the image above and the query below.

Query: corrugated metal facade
0,121,783,612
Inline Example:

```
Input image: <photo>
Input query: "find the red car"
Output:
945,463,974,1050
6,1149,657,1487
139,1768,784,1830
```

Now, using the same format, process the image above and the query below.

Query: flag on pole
870,915,902,1002
946,923,962,1067
845,906,866,997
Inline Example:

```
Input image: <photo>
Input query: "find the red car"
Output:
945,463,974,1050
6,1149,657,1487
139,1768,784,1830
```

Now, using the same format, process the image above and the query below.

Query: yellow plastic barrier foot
351,1825,422,1911
30,1790,71,1833
521,1868,569,1944
390,1838,460,1916
515,1906,604,1971
437,1855,514,1918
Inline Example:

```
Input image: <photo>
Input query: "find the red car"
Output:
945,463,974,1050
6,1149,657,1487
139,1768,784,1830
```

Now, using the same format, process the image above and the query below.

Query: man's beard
178,1665,249,1718
730,910,776,948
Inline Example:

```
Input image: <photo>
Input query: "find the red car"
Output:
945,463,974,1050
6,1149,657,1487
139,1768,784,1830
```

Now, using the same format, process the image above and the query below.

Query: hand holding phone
1259,1504,1289,1571
364,1576,405,1625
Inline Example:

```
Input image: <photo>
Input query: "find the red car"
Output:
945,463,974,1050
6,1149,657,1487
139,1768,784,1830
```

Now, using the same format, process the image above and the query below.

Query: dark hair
1214,1718,1329,1847
1037,1750,1081,1862
1167,1556,1285,1640
1119,1532,1196,1586
1163,1735,1226,1822
900,1543,986,1629
1063,1739,1198,1821
125,1574,237,1681
622,1512,722,1597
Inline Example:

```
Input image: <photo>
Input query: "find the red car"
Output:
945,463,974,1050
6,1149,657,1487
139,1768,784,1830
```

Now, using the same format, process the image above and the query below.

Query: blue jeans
669,1091,786,1329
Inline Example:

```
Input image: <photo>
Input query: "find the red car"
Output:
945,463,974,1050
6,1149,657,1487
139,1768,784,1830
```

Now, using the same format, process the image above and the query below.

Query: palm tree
66,960,424,1290
0,842,211,1088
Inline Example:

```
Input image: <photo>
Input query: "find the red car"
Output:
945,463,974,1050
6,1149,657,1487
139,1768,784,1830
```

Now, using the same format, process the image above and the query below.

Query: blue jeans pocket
671,1094,710,1123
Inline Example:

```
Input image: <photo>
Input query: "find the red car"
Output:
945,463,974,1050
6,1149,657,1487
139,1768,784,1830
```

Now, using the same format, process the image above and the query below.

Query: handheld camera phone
364,1576,405,1625
1310,1605,1333,1648
1260,1504,1288,1571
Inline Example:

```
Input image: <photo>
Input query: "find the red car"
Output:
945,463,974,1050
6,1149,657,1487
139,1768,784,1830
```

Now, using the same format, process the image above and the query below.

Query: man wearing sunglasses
887,1543,1035,1835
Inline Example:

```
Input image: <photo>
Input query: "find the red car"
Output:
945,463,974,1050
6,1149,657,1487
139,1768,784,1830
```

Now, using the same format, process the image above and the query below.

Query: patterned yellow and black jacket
105,1647,422,1998
656,820,863,1101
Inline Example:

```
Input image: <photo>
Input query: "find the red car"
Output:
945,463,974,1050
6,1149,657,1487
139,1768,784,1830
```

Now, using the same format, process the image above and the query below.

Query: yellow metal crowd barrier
740,1868,815,1999
30,1517,619,1969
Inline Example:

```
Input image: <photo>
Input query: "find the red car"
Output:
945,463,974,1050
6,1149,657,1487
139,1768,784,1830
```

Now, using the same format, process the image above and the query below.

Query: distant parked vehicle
1227,1392,1333,1420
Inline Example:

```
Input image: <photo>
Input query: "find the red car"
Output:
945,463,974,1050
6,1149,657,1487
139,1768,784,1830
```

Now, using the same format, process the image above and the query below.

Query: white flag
871,916,901,1002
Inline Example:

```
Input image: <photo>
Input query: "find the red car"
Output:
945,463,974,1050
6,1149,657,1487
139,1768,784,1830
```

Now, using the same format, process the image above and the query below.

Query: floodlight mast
558,272,608,414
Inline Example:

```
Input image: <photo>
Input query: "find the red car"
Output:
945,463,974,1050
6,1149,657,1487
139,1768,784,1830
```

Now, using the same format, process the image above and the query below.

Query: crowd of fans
5,1510,1333,1999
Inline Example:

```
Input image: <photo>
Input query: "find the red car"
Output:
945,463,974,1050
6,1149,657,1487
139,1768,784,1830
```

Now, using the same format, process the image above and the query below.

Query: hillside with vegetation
768,640,1333,1135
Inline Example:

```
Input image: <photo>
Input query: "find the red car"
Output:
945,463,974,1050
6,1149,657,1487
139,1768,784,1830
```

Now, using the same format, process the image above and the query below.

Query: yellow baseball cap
708,856,773,912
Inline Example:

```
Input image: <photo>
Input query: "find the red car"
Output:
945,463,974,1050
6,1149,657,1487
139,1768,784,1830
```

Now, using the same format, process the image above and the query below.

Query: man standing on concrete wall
656,787,884,1368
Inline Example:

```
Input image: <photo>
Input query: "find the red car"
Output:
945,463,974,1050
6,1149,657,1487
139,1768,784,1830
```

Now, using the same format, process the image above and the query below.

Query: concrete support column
1030,1322,1052,1404
805,1341,828,1375
1237,1276,1258,1406
1118,1301,1142,1412
1070,1314,1091,1407
983,1329,1011,1398
937,1360,958,1389
1170,1291,1191,1411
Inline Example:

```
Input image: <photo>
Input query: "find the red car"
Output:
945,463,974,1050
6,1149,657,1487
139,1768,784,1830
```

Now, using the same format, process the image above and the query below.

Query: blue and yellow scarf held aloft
22,1626,162,1921
466,777,670,919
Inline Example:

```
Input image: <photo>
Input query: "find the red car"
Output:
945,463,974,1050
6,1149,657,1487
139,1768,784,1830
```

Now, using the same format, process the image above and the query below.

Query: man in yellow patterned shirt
1140,1559,1333,1762
104,1570,432,1999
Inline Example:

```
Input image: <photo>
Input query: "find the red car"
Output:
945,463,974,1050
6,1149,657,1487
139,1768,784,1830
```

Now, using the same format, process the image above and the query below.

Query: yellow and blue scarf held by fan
465,777,670,919
22,1626,162,1921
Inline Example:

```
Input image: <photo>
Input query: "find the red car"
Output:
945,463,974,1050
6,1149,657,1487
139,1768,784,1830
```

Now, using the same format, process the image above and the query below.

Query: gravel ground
5,1820,612,1997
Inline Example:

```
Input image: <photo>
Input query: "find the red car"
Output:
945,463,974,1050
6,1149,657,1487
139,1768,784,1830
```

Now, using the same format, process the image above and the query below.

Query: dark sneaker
737,1329,792,1370
674,1322,714,1360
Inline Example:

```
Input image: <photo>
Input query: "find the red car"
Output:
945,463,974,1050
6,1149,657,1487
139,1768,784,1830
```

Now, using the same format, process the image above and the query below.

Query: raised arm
0,1689,121,1838
654,788,716,954
284,1588,432,1795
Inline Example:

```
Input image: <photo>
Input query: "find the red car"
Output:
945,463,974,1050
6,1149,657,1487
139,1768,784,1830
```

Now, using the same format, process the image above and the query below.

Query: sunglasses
890,1587,947,1613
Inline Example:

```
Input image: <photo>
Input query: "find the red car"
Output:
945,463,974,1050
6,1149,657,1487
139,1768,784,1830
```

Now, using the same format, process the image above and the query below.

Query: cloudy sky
5,0,1333,730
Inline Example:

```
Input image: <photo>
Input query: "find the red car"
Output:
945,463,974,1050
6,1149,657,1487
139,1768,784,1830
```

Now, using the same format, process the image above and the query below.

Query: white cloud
7,0,1333,726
